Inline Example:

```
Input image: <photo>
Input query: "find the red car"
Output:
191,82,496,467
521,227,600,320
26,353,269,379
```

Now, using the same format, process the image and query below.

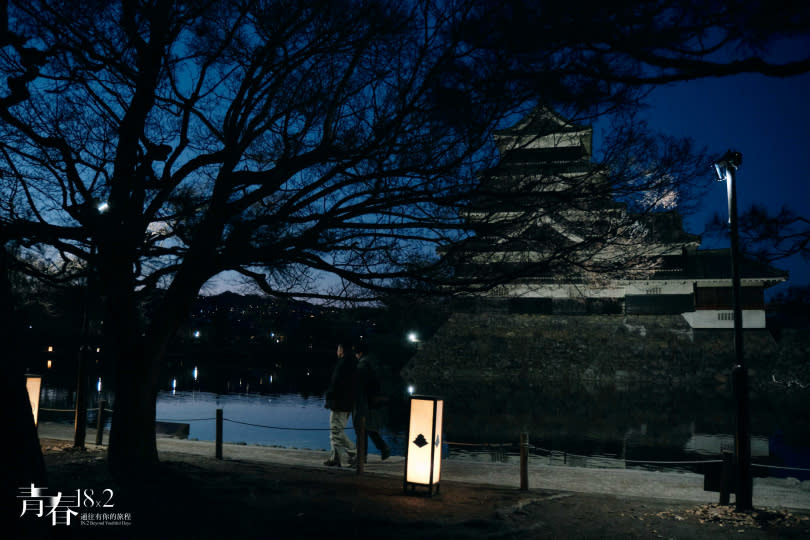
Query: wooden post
215,408,223,460
356,416,366,475
520,432,529,491
95,400,106,446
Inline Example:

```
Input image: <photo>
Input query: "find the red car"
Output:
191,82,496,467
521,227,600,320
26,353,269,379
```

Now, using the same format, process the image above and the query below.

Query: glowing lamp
25,373,42,426
403,395,444,496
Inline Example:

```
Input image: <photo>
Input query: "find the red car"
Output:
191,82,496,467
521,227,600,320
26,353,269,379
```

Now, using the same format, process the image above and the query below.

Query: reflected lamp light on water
25,373,42,426
403,395,444,496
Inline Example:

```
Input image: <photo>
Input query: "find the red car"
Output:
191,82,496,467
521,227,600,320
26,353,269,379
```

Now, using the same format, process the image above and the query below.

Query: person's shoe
381,448,391,461
323,459,341,467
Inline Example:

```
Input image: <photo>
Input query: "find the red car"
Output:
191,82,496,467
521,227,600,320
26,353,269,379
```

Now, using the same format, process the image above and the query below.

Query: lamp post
713,149,752,511
73,243,92,448
75,201,106,448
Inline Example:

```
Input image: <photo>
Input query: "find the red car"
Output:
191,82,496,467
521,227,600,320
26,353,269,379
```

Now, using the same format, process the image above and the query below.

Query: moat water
36,371,810,479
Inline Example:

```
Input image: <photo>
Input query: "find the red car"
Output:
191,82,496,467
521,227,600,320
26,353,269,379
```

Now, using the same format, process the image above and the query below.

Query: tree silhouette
706,204,810,265
1,0,809,475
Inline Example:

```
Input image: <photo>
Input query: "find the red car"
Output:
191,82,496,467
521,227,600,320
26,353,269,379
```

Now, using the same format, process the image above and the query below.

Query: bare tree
706,204,810,265
1,0,809,476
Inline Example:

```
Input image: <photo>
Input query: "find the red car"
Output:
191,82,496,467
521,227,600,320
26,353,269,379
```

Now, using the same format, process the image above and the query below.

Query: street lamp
75,200,106,448
713,149,752,511
74,252,91,448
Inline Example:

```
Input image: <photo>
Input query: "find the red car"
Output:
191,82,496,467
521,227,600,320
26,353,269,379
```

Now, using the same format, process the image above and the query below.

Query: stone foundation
401,313,809,393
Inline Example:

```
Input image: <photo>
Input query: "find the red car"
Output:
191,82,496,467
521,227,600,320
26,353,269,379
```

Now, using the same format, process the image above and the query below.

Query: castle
403,109,795,391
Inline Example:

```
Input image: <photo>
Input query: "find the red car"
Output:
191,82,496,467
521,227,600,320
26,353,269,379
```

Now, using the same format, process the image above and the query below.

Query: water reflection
422,379,810,479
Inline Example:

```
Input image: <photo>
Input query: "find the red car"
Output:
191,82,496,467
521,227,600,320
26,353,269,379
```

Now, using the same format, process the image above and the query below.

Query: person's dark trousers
362,430,391,461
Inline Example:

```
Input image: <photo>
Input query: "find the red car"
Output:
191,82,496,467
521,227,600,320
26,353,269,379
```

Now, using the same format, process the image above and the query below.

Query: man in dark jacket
323,340,357,467
353,342,391,463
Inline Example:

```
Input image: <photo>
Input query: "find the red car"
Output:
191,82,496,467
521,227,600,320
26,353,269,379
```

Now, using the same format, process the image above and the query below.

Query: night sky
639,70,810,296
206,69,810,298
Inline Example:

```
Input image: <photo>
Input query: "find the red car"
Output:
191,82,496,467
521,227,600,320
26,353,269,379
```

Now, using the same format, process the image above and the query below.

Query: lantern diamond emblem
413,434,428,448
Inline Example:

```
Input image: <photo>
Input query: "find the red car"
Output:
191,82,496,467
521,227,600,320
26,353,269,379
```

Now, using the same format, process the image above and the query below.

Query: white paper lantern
404,395,443,496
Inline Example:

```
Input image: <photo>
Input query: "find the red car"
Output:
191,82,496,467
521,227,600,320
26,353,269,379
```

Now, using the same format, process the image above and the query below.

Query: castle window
694,287,764,310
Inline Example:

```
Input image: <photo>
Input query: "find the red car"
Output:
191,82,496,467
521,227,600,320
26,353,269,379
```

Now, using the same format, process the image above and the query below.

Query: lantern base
403,481,440,497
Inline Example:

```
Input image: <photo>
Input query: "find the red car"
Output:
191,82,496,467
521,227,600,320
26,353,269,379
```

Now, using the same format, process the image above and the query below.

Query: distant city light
48,346,53,352
96,377,102,392
47,360,52,369
193,330,201,338
97,201,109,213
408,385,415,395
193,366,198,381
172,378,177,390
407,332,418,343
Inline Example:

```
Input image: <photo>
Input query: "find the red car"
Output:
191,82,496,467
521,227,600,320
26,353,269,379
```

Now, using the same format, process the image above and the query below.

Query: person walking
323,340,357,467
353,342,391,463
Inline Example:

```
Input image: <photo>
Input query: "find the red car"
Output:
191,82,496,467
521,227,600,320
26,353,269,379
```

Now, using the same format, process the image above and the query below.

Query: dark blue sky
640,71,810,296
205,70,810,298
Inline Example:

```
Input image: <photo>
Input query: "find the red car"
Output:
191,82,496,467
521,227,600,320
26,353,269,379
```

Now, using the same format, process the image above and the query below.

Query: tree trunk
1,243,47,531
107,344,161,475
101,252,163,476
104,263,211,476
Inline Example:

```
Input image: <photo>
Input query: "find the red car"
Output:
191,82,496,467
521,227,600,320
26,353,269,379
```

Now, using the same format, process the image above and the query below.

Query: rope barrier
751,463,810,473
40,407,115,413
624,459,722,465
224,418,333,431
157,417,217,423
446,441,513,447
37,407,810,474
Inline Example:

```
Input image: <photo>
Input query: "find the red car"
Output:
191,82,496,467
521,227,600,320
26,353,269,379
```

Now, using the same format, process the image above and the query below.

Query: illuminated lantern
403,395,443,496
25,373,42,426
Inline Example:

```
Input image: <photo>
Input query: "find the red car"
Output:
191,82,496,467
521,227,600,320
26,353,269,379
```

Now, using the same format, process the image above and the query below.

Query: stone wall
401,312,809,393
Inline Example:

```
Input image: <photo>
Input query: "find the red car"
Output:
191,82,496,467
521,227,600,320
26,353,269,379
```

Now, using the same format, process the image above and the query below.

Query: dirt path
20,439,810,539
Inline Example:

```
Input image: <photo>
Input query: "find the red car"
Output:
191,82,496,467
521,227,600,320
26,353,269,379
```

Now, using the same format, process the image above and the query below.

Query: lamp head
713,163,725,182
713,149,742,182
723,150,743,169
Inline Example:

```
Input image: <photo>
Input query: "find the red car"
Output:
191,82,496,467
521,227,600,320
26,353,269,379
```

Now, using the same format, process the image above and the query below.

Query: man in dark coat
323,340,357,467
353,342,391,462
